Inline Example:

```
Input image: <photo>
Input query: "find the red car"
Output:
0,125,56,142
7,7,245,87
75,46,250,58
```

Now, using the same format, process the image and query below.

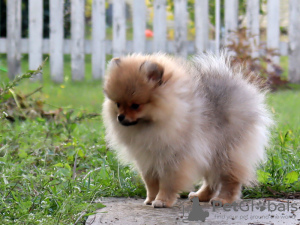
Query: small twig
25,86,43,98
73,152,78,180
74,190,104,225
0,144,8,153
83,167,102,180
3,181,21,200
117,162,122,188
86,215,96,225
8,89,21,109
56,212,62,225
266,186,281,196
73,210,87,225
74,113,101,122
277,199,291,203
1,57,48,97
8,89,27,119
43,103,86,111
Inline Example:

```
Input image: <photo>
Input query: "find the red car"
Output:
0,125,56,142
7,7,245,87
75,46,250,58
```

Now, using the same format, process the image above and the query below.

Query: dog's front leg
152,174,179,208
142,173,159,205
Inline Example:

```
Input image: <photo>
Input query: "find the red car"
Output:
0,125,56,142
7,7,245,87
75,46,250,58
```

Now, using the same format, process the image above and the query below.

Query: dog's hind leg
188,179,218,202
210,174,241,206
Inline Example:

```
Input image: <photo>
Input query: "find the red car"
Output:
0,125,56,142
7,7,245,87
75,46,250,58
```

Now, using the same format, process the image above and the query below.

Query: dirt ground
86,197,300,225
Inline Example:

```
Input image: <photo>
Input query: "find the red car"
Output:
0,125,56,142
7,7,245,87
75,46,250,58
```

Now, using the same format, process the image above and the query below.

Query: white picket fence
1,0,300,83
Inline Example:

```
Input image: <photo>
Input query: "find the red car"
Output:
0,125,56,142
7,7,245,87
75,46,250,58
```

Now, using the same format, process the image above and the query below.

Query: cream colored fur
102,52,273,208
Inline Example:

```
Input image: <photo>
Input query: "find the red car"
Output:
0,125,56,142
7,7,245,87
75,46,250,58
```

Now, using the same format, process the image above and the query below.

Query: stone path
86,197,300,225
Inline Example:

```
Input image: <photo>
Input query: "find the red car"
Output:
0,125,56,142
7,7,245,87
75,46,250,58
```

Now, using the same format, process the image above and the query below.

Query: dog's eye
131,104,140,110
116,103,120,108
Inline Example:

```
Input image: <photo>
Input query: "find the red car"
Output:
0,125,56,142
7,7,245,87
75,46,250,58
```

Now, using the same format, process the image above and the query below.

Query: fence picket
215,0,220,56
133,0,146,53
29,0,43,80
174,0,187,57
267,0,280,69
92,0,106,79
50,0,64,83
289,0,300,83
153,0,167,52
113,0,126,57
225,0,238,46
195,0,209,53
71,0,85,81
247,0,260,57
6,0,21,79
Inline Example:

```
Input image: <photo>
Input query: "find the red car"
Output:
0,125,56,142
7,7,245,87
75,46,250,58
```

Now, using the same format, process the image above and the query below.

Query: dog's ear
109,57,121,68
140,61,164,84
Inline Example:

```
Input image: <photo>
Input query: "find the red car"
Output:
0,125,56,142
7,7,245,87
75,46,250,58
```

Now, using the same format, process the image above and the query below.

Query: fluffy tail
192,50,268,91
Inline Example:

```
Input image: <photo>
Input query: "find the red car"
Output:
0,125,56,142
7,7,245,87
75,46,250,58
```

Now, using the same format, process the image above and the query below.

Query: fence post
225,0,238,46
71,0,85,81
246,0,260,57
174,0,187,57
29,0,43,80
153,0,167,52
267,0,280,75
195,0,209,53
133,0,146,53
267,0,280,65
6,0,21,79
113,0,126,57
92,0,106,79
215,0,220,56
50,0,64,83
289,0,300,83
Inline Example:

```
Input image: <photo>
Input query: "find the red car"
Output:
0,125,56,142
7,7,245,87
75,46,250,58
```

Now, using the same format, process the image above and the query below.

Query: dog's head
104,57,168,126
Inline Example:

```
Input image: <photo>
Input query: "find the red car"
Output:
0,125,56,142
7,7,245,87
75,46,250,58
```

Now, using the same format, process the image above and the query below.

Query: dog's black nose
118,114,125,122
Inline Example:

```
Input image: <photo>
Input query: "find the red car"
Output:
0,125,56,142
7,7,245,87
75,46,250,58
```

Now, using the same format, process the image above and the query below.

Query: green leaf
66,110,73,120
1,93,12,101
99,166,109,179
94,202,105,209
64,163,71,171
284,171,299,184
18,149,28,158
54,163,64,167
292,181,300,191
257,170,271,183
69,123,77,132
58,168,71,177
77,149,85,158
84,212,96,216
21,201,32,210
36,117,46,123
0,66,8,72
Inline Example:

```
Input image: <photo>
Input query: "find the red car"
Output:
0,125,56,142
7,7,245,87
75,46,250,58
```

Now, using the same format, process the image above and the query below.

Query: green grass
242,89,300,198
0,55,300,224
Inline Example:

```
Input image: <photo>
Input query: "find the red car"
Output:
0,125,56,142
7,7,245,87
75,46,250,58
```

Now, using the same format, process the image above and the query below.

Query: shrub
226,28,288,91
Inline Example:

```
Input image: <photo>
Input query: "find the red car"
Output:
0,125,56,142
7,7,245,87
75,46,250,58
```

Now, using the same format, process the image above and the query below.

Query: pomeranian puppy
102,52,273,208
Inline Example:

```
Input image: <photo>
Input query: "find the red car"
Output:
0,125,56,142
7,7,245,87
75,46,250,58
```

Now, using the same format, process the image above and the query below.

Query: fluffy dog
102,52,273,208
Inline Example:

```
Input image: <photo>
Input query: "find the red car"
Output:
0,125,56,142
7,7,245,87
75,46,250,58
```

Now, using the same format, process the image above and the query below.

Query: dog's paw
188,191,211,202
152,199,176,208
144,198,153,205
210,197,231,206
188,191,197,200
152,199,166,208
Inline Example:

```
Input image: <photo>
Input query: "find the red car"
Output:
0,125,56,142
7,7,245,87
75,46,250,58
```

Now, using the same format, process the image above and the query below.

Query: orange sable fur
102,52,273,208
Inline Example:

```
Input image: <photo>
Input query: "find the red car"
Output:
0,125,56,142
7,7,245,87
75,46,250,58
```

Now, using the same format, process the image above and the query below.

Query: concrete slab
86,197,300,225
